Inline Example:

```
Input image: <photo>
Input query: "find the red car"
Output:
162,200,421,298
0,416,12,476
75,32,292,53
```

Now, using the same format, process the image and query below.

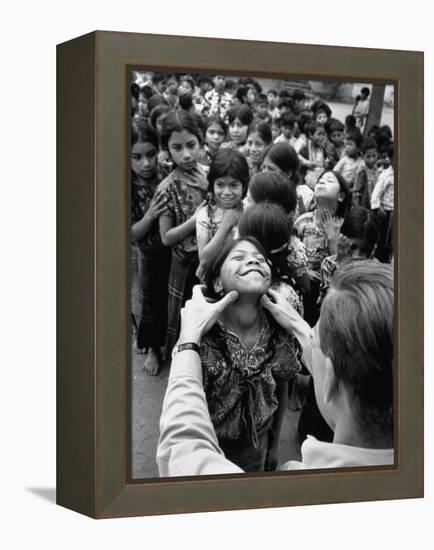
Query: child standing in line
245,120,273,176
130,122,171,375
205,75,234,119
352,137,379,208
158,110,208,358
324,118,345,167
299,121,328,190
221,104,254,153
371,142,394,263
255,93,272,123
198,115,227,172
196,148,249,280
333,129,364,192
353,86,371,131
274,112,297,147
267,89,280,120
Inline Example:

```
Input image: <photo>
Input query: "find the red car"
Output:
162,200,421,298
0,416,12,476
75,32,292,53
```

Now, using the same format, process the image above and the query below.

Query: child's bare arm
200,210,239,270
132,189,168,242
160,201,206,247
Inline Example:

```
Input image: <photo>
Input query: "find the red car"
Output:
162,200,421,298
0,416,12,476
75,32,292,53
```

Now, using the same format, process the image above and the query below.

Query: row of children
131,74,394,470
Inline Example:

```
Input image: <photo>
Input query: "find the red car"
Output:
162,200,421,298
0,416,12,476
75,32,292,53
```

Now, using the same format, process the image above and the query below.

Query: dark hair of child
235,86,249,104
292,89,306,102
361,137,378,154
361,87,370,97
148,94,169,113
197,75,213,87
248,120,273,145
297,111,313,134
249,172,297,215
207,148,250,196
160,109,203,150
279,89,291,99
139,85,154,100
311,100,332,119
204,236,269,300
306,121,325,137
340,206,379,257
380,141,394,161
266,142,301,183
345,114,357,129
178,92,194,111
225,79,237,93
257,93,268,105
153,72,168,85
325,118,345,135
203,115,228,137
280,112,297,129
268,89,278,96
150,104,171,129
238,202,292,280
278,97,293,111
131,120,159,150
227,104,254,127
180,75,195,91
318,170,351,219
345,128,363,149
131,82,140,101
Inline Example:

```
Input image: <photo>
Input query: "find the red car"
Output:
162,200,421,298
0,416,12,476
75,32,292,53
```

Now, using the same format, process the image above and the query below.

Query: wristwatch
176,342,200,354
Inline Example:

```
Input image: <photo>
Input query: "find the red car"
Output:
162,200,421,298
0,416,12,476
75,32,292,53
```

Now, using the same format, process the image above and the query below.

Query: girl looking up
201,237,301,471
158,110,208,358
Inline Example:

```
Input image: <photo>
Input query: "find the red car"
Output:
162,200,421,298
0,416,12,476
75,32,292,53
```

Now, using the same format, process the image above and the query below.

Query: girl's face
168,129,200,171
213,175,244,209
363,147,378,168
246,88,257,105
344,138,358,158
131,141,158,180
229,118,249,145
205,123,226,151
316,111,328,124
271,124,281,141
262,156,283,176
217,240,271,296
330,129,344,146
246,132,267,165
179,81,194,95
314,172,342,202
311,127,326,146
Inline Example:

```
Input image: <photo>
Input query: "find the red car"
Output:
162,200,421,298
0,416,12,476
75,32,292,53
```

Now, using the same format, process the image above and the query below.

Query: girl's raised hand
221,208,241,229
178,285,239,345
184,165,208,190
319,208,341,240
147,189,168,220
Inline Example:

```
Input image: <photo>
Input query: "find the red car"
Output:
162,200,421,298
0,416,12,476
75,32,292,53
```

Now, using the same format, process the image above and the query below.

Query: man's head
313,260,394,446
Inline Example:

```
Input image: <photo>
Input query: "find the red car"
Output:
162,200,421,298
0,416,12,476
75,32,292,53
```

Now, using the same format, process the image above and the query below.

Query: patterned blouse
201,313,301,446
294,210,343,272
131,174,164,251
158,167,208,258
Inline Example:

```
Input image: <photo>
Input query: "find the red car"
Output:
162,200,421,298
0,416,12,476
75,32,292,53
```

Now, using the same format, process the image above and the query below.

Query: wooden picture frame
57,31,424,518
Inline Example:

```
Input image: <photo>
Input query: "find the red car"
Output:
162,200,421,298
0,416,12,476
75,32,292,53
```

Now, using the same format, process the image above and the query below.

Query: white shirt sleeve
156,350,243,477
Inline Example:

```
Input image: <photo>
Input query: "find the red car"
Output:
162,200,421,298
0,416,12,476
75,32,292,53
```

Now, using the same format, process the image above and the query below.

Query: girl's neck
134,172,159,187
220,297,264,346
316,199,338,216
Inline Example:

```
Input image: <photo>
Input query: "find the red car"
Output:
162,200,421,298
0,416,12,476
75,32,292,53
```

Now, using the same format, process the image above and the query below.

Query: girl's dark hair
207,148,250,196
361,137,378,154
238,202,292,280
147,93,168,113
317,170,351,219
345,128,363,148
297,111,313,134
178,92,194,111
280,112,297,128
340,206,379,257
266,142,300,183
138,85,154,100
380,141,394,160
227,104,254,126
345,114,357,128
248,120,272,145
278,97,293,111
150,104,171,129
160,109,203,150
204,115,227,137
204,236,269,300
311,100,332,119
361,87,370,97
180,75,195,90
235,86,249,104
249,172,297,215
325,117,345,135
306,121,325,137
131,121,159,150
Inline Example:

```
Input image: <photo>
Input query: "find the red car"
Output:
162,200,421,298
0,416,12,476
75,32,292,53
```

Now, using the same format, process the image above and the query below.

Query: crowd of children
130,71,394,471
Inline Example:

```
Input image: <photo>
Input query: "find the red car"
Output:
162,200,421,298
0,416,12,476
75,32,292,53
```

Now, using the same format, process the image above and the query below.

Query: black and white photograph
129,70,395,480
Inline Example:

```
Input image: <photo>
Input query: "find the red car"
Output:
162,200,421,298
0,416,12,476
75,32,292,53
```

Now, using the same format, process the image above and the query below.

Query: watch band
177,342,200,354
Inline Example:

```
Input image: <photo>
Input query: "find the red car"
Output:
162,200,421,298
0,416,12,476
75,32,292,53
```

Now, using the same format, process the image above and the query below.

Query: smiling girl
221,104,254,152
196,148,249,280
200,237,301,471
245,120,272,176
158,110,208,357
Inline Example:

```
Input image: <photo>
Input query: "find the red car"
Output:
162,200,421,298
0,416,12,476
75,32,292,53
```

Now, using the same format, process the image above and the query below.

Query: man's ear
323,357,338,404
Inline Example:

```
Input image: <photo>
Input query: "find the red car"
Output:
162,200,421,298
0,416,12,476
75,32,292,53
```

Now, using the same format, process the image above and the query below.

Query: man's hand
178,285,239,345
